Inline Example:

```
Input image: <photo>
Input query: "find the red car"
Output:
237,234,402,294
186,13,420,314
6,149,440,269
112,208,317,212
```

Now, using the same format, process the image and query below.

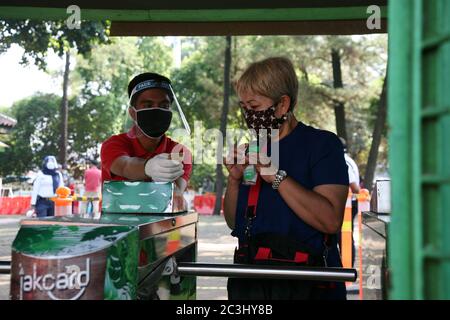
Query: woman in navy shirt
224,57,349,300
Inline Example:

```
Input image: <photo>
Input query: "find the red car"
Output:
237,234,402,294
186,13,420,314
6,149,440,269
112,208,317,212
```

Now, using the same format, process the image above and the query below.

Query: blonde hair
235,57,298,110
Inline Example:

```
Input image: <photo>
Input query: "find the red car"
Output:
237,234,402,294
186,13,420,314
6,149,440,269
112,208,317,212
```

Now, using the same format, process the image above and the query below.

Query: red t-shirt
101,128,192,182
84,166,102,192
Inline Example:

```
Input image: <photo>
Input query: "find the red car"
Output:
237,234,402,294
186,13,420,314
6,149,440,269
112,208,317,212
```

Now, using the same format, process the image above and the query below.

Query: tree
302,35,387,174
138,37,174,75
364,75,387,191
213,36,232,216
0,92,131,179
170,35,387,192
0,19,110,168
331,48,348,141
74,37,174,131
60,50,71,168
171,37,228,127
69,95,124,161
169,37,230,190
0,94,60,176
0,32,388,193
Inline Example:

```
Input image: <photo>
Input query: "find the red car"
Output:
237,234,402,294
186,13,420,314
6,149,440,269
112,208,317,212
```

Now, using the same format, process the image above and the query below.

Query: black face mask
243,104,288,134
133,107,173,138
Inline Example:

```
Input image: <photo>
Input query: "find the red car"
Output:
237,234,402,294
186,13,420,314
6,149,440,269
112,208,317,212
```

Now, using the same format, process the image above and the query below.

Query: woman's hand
224,144,247,183
254,152,278,184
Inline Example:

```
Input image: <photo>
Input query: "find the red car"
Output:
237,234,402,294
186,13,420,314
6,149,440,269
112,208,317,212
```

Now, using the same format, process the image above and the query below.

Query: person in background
339,137,360,267
339,137,360,195
80,159,102,216
31,156,64,217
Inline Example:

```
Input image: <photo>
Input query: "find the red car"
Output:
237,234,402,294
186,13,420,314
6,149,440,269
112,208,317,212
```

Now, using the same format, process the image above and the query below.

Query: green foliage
74,37,142,100
74,37,174,131
0,31,388,185
0,19,110,70
171,35,387,182
171,37,226,128
68,94,124,162
188,163,216,190
0,93,125,176
0,106,14,117
138,37,174,74
0,94,60,175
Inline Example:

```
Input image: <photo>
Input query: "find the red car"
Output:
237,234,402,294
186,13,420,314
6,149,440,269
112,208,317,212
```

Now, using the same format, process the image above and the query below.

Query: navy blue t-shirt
232,121,349,268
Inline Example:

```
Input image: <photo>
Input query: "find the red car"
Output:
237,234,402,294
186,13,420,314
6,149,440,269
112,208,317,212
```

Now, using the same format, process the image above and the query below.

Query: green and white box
102,181,186,214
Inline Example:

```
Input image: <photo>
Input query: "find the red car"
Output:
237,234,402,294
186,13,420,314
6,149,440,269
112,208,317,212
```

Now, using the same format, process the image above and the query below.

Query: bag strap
244,175,261,238
246,175,261,218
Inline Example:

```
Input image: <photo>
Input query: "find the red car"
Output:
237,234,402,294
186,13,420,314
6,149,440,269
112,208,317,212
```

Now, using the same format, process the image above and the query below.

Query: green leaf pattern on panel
104,229,139,300
12,225,134,257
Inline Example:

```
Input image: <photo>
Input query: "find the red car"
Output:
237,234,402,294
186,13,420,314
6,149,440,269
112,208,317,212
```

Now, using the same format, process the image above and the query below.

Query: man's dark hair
128,72,173,106
87,159,99,167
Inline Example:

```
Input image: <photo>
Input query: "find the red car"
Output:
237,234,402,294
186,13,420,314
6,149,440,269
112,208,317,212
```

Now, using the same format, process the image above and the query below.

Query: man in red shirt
81,159,102,217
85,159,102,194
101,73,192,193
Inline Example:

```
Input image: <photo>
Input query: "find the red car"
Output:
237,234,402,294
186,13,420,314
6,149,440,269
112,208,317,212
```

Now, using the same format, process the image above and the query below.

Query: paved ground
196,214,359,300
0,216,25,300
196,215,237,300
0,214,358,300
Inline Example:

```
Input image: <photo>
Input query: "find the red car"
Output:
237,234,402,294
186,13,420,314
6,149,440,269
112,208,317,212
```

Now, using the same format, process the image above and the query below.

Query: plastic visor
124,84,191,138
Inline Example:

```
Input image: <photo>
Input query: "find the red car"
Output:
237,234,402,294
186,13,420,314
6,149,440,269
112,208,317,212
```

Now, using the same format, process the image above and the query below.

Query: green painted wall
388,0,450,299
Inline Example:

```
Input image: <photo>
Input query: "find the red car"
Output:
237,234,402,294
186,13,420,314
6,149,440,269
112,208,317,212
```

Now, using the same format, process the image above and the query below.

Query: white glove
144,153,184,182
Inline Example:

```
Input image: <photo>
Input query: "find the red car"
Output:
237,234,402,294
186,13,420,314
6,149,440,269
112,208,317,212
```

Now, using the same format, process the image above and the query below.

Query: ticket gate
6,182,356,300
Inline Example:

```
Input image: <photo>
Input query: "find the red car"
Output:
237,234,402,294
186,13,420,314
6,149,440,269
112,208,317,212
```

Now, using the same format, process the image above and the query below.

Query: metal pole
177,263,357,282
0,261,10,274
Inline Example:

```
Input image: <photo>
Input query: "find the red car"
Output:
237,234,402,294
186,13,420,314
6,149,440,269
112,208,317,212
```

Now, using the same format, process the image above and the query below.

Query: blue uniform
231,121,349,299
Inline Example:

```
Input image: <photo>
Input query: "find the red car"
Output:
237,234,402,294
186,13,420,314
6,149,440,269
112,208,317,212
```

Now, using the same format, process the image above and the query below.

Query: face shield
124,79,191,140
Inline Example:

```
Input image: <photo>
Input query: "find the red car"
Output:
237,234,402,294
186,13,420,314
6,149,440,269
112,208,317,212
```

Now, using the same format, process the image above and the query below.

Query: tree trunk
331,48,347,141
364,75,388,192
213,36,232,216
59,50,70,169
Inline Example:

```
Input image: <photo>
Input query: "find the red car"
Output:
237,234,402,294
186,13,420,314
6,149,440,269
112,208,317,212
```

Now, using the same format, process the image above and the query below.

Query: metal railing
0,261,10,274
1,260,358,282
177,262,357,282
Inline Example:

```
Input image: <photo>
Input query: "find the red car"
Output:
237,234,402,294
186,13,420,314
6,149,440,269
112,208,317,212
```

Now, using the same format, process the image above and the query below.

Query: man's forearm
119,157,148,180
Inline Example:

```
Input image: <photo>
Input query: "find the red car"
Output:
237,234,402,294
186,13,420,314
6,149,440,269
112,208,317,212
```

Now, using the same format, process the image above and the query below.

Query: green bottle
243,141,258,185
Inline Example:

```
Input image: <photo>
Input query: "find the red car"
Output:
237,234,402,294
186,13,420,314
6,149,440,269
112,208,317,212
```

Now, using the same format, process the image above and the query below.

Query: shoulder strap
246,176,262,219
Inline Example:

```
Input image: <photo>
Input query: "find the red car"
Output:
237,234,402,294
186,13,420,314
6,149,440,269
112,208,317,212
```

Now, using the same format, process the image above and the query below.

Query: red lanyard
246,175,262,218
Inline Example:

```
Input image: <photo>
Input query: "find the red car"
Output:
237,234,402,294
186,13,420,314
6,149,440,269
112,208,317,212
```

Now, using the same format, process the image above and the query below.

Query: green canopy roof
0,0,388,35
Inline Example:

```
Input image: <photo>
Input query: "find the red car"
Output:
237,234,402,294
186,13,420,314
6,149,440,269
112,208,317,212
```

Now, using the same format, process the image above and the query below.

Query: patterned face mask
242,103,288,133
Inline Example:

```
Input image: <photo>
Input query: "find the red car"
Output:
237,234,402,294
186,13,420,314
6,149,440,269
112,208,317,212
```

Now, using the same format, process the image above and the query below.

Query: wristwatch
272,170,287,190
